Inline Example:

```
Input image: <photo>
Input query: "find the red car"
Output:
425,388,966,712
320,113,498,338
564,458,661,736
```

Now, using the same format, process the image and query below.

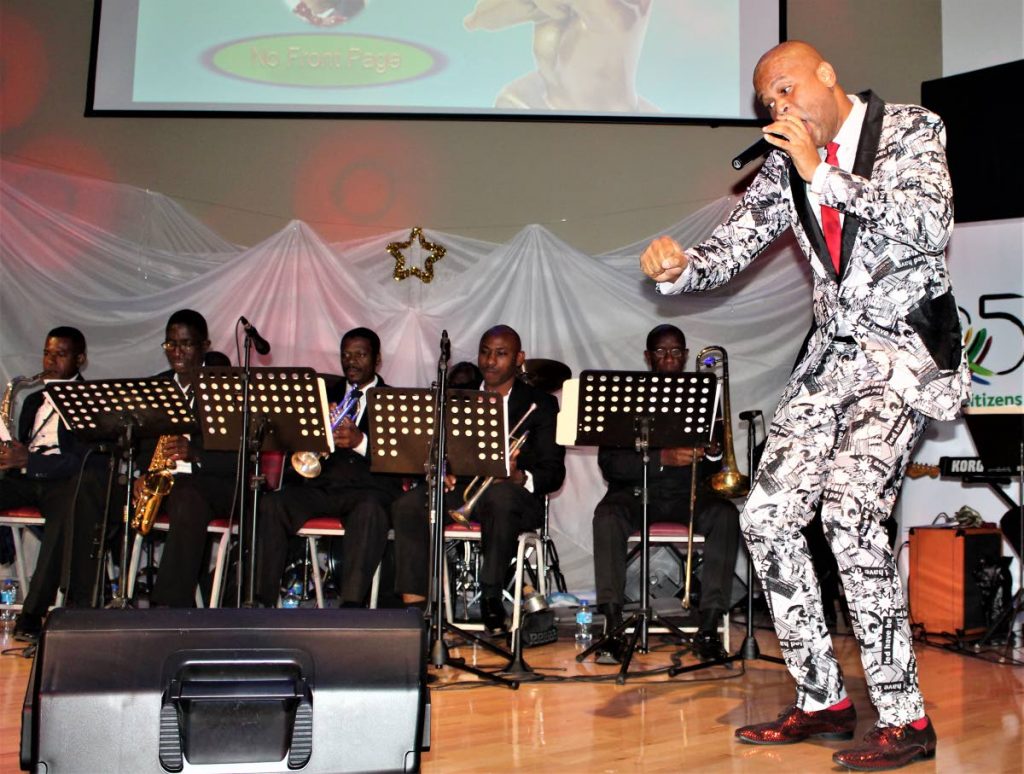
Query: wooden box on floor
908,525,1003,639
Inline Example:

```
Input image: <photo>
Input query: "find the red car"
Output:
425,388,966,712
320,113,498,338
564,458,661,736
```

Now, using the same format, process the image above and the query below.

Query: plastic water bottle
0,579,18,630
575,599,593,646
281,581,303,609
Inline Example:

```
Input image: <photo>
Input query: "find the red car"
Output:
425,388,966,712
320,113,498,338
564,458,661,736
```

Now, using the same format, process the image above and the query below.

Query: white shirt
479,381,535,493
809,93,867,231
171,373,194,475
344,375,378,457
27,377,77,455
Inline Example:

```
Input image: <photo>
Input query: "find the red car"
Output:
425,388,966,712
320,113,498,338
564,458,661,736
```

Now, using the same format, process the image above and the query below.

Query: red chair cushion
298,516,344,532
0,506,44,520
630,522,691,538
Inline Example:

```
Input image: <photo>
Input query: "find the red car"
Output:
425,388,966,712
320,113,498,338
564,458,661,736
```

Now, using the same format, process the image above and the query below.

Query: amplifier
908,525,1003,639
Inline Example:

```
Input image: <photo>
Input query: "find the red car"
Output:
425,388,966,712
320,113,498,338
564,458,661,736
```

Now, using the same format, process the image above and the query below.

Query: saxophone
131,435,176,535
1,372,45,443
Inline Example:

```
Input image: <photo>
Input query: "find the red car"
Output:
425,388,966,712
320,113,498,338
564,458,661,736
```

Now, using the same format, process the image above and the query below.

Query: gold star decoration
387,227,447,283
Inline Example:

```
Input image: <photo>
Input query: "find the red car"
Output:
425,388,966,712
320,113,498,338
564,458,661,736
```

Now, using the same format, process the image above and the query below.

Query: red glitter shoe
832,717,936,770
735,703,857,745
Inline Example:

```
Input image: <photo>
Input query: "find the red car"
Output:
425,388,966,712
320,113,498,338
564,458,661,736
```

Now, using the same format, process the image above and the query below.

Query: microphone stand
107,414,139,609
236,334,257,607
669,410,784,676
425,331,518,689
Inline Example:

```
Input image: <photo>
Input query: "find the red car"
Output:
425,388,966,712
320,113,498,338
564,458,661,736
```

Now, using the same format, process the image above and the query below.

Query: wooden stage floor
1,619,1021,773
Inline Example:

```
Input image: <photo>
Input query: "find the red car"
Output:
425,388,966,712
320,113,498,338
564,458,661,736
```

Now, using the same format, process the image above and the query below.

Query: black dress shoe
480,597,508,635
692,630,729,661
13,612,43,643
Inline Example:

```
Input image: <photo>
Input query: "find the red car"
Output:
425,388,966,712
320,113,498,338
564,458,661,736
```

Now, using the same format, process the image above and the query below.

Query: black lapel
790,156,836,281
507,379,530,427
17,391,45,444
838,90,885,276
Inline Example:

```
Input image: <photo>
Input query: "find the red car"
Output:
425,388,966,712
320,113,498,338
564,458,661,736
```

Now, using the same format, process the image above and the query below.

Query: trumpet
449,402,537,525
291,388,362,478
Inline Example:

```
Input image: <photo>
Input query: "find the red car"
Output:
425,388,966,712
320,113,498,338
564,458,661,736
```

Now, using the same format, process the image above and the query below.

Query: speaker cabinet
22,607,427,773
908,526,1003,639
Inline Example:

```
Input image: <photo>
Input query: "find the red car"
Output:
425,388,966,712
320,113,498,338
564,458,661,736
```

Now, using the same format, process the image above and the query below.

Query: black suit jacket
18,375,92,480
137,370,236,479
502,379,566,500
313,375,404,496
598,419,725,503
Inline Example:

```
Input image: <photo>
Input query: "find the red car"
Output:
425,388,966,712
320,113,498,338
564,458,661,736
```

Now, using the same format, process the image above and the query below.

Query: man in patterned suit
641,41,968,770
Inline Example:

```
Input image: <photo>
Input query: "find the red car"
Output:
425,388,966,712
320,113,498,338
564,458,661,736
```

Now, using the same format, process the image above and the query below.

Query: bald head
754,41,827,84
753,40,851,148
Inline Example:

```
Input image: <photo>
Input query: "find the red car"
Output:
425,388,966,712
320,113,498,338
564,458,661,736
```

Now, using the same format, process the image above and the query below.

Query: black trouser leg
150,474,234,607
335,490,391,604
474,482,543,595
592,490,638,606
692,495,741,613
391,486,431,598
255,485,338,607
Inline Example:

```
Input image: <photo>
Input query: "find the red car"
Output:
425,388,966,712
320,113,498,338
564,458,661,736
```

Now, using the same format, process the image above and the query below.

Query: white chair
0,506,45,610
295,516,383,609
627,521,730,650
127,515,236,607
442,521,547,633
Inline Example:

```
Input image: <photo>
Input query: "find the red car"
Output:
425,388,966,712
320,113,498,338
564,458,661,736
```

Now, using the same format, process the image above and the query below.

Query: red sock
909,717,929,730
828,697,852,711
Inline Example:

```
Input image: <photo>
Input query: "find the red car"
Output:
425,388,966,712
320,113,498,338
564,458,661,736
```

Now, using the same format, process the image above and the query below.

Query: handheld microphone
731,138,773,170
738,410,762,422
239,316,271,355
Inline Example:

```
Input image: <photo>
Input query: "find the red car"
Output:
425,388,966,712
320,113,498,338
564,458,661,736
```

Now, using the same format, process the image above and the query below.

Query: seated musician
390,324,566,634
1,327,109,641
255,327,403,607
135,309,238,607
592,324,741,662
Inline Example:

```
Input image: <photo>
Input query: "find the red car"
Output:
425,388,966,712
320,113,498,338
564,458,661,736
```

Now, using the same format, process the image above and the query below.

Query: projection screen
88,0,784,123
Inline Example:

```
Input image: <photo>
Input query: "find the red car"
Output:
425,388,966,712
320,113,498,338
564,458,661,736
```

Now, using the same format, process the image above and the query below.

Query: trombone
449,402,537,525
681,345,750,609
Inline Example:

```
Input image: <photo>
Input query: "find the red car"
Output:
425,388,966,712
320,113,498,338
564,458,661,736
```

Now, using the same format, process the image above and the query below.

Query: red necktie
821,142,841,274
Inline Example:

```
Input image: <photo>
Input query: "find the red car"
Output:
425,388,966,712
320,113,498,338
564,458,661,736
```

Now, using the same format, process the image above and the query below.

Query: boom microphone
239,316,271,355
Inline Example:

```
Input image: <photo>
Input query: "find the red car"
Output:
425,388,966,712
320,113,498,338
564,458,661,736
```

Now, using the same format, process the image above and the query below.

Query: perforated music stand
367,385,521,688
45,378,195,608
194,366,331,605
563,369,718,681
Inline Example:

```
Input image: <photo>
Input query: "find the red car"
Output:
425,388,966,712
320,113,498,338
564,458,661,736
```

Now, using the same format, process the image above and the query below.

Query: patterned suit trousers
741,339,928,725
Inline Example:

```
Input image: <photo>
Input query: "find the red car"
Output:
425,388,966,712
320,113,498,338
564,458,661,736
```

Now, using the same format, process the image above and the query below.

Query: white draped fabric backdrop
0,158,816,596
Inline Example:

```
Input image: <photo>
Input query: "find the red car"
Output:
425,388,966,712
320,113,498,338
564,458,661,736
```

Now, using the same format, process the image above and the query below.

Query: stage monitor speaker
21,607,427,774
908,525,1003,639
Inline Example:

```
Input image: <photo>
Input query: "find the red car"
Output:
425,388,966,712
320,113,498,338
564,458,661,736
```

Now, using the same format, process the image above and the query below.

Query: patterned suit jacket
661,91,970,421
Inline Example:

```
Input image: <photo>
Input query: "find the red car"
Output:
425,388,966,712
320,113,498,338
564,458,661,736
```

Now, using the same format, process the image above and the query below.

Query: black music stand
194,366,331,607
963,409,1024,654
367,366,520,689
567,370,717,682
45,378,194,609
669,410,786,678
